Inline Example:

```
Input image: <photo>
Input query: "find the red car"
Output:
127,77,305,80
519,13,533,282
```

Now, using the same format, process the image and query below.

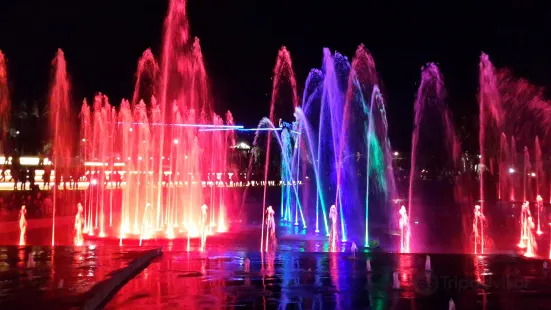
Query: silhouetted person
11,161,21,191
43,165,51,189
10,156,20,187
20,169,27,191
28,169,35,189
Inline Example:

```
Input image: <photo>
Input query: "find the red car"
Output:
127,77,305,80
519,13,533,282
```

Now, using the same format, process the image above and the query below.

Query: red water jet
49,49,75,246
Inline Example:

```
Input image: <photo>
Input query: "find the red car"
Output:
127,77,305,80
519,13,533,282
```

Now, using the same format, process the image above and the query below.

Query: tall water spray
260,46,299,252
76,0,237,243
0,51,10,150
49,49,75,246
19,205,27,246
293,45,395,247
408,63,459,252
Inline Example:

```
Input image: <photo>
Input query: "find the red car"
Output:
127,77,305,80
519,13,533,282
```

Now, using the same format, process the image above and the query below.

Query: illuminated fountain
69,0,236,245
518,201,531,248
524,215,537,258
536,195,543,235
9,0,551,258
473,205,485,254
425,255,432,271
264,206,276,252
449,299,456,310
49,49,74,246
74,203,84,246
328,204,338,252
408,63,459,253
200,204,208,251
19,205,27,246
392,271,400,289
0,51,10,150
350,242,358,258
398,205,410,253
139,203,154,246
257,45,396,249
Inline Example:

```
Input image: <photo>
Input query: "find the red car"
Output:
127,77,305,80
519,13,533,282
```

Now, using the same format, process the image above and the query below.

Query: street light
393,151,399,156
508,168,515,174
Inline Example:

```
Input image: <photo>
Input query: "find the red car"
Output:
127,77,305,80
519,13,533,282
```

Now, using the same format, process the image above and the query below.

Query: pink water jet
200,204,208,251
473,205,485,254
523,147,530,202
510,137,517,202
132,48,159,107
0,51,10,149
536,195,543,235
261,46,298,252
264,206,276,252
478,54,503,251
408,63,459,252
74,203,84,246
139,203,154,246
49,49,75,246
329,204,338,252
398,205,410,253
71,0,237,246
19,205,27,246
524,215,537,258
518,201,531,248
498,133,508,200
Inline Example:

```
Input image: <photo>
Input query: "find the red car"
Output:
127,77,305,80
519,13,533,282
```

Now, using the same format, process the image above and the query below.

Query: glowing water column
139,203,154,246
473,205,485,254
524,215,537,258
19,205,27,246
536,195,543,235
265,206,276,252
200,204,208,251
280,119,306,228
74,203,84,246
518,201,531,248
281,127,293,222
328,205,338,252
398,205,410,253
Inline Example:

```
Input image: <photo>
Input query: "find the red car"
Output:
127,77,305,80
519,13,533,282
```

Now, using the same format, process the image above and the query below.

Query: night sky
0,0,550,151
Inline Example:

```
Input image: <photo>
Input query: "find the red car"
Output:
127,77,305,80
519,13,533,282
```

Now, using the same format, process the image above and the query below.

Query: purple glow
239,127,282,132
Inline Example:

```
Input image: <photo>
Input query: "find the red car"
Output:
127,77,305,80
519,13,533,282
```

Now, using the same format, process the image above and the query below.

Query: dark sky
1,0,551,150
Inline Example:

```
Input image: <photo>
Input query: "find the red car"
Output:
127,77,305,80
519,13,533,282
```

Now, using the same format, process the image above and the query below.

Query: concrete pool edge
82,247,163,310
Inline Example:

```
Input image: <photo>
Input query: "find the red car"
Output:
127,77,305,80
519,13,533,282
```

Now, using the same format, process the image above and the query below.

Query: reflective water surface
0,244,157,309
107,248,551,309
2,225,551,309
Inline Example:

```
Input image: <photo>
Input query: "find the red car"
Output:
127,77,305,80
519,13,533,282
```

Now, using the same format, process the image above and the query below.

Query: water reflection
0,245,156,308
105,250,551,310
